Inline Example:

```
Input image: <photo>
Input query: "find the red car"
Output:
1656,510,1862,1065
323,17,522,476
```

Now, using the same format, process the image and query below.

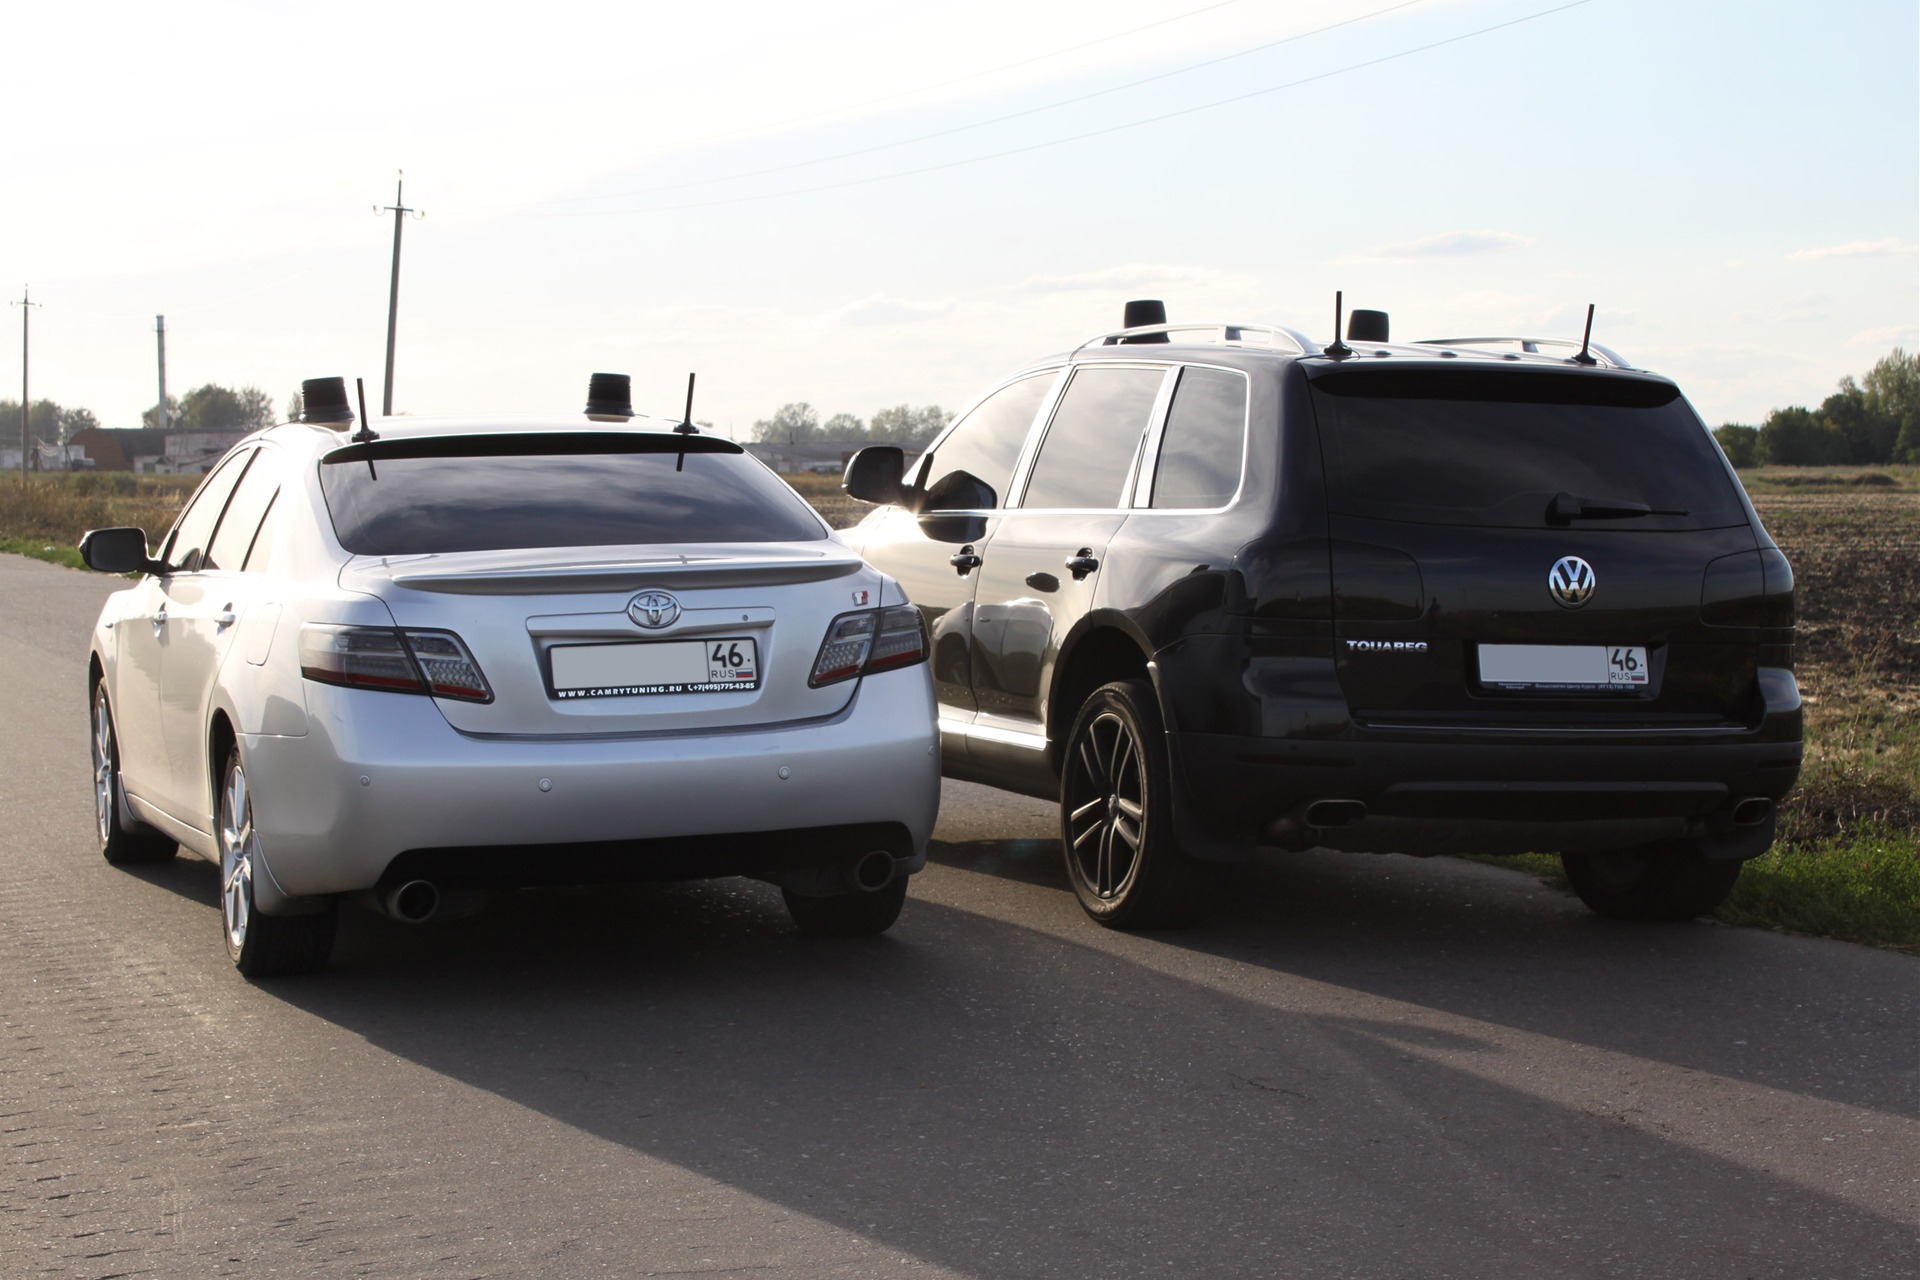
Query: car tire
91,683,177,866
782,878,909,938
1560,840,1744,922
1060,679,1215,929
218,747,335,977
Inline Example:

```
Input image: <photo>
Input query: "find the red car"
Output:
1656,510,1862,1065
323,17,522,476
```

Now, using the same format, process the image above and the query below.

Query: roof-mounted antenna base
1568,304,1600,366
1323,291,1355,361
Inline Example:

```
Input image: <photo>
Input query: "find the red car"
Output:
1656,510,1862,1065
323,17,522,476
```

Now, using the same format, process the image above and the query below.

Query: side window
160,450,251,572
241,494,279,573
1020,365,1167,510
204,449,282,572
1150,367,1249,509
919,373,1054,511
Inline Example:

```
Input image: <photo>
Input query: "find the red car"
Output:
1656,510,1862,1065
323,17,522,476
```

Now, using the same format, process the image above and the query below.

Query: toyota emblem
1548,556,1595,609
628,590,682,630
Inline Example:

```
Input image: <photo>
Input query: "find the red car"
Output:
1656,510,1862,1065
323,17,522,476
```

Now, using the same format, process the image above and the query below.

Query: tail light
299,625,494,702
1700,548,1794,628
808,605,928,687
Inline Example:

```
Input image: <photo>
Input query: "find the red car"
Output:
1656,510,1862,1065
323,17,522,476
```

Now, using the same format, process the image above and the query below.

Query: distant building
65,427,244,473
0,442,92,471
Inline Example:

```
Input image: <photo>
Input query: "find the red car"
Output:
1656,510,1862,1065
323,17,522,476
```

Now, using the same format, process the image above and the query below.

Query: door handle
949,546,982,575
152,606,167,635
214,606,238,630
1064,549,1100,580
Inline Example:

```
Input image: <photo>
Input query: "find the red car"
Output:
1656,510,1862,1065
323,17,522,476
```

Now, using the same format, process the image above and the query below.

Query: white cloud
833,296,956,327
1790,238,1918,260
1017,264,1238,295
1338,230,1536,265
1846,324,1919,348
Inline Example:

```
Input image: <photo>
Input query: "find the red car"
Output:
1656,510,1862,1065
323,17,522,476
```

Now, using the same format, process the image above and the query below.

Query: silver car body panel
89,417,941,907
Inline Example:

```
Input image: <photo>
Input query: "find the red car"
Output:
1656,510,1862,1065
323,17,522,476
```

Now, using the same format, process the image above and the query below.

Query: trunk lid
1308,362,1771,732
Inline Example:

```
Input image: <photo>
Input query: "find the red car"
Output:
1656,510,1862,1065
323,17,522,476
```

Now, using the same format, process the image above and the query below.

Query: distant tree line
1714,349,1918,467
141,383,277,433
1,382,281,445
0,399,100,445
751,402,949,448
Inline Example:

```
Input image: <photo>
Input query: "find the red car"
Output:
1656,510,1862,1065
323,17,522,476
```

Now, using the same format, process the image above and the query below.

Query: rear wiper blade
1547,491,1688,524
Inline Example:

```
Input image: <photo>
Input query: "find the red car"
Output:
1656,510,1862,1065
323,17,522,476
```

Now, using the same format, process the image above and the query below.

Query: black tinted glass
921,374,1054,510
1310,370,1743,529
205,449,281,571
1151,366,1248,509
1022,365,1166,509
320,434,825,554
163,449,251,571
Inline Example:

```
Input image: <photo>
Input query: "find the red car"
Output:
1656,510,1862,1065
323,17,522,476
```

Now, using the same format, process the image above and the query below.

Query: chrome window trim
1129,362,1252,513
1011,362,1174,513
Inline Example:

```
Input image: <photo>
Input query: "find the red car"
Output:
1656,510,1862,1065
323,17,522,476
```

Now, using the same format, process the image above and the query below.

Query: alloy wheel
1064,709,1147,901
91,688,116,846
219,757,256,955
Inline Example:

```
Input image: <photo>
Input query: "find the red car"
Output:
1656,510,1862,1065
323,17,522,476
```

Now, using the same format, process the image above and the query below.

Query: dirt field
1747,472,1920,842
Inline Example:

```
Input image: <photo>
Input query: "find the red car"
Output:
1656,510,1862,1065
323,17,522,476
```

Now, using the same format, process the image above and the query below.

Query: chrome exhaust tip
1304,799,1368,829
849,850,897,893
1732,797,1773,826
384,879,440,924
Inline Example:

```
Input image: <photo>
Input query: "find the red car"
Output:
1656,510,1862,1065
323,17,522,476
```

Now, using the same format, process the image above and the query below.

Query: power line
658,0,1250,155
549,0,1593,220
541,0,1424,207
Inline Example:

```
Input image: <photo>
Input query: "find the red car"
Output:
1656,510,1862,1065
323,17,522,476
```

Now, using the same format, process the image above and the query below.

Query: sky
7,0,1916,435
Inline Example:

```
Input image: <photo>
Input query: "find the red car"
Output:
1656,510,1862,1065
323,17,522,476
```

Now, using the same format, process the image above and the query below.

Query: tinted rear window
1308,368,1745,529
320,434,826,554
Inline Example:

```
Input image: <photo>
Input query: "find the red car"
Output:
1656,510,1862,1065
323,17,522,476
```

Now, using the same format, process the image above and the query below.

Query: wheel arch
1046,614,1155,773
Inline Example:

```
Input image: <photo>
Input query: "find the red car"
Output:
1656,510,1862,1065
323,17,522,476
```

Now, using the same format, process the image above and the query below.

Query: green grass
0,533,84,570
1479,836,1920,953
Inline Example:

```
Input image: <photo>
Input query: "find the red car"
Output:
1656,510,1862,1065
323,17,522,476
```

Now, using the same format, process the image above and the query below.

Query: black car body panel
843,327,1800,875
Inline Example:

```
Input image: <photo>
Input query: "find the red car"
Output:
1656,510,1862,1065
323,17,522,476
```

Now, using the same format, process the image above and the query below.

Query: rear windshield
1308,368,1745,529
320,433,826,554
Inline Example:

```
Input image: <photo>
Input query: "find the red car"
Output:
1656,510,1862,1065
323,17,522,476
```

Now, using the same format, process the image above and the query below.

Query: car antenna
352,377,379,479
1569,303,1599,366
673,371,699,471
1324,290,1354,361
352,377,380,443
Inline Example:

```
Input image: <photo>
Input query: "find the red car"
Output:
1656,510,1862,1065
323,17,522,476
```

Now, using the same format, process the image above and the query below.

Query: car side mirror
842,445,905,507
920,468,996,513
79,527,161,575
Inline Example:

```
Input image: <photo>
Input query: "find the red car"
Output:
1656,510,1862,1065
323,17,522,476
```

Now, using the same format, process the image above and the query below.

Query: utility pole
376,172,422,416
155,315,169,431
11,286,40,485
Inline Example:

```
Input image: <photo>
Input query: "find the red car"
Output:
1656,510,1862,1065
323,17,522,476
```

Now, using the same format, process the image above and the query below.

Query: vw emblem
1548,556,1595,609
628,590,682,630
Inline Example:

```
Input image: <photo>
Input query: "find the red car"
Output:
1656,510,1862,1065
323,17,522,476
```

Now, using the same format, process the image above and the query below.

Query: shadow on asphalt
115,832,1918,1278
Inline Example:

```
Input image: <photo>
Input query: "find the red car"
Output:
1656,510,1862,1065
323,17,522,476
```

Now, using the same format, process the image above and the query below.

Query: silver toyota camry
81,375,940,977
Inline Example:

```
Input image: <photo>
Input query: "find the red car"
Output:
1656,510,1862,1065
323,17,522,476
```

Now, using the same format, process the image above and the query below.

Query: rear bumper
241,668,940,898
1169,733,1802,861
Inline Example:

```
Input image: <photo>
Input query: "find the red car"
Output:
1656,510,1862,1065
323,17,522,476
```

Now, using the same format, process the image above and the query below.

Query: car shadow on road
195,837,1916,1279
924,833,1920,1124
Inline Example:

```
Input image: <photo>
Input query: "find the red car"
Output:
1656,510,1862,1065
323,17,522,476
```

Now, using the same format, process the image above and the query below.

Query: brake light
298,625,494,702
808,605,928,687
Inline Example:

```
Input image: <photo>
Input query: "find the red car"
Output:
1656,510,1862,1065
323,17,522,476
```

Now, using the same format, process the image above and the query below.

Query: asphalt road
2,553,1914,1279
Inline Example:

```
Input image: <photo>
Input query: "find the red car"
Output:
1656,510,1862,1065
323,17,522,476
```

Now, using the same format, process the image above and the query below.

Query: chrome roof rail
1413,335,1634,369
1074,322,1320,356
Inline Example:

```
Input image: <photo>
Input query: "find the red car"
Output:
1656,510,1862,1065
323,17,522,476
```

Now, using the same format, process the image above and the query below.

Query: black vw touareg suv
839,302,1800,928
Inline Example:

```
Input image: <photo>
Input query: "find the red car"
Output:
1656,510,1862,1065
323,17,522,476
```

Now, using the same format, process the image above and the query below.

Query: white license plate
550,638,759,698
1478,644,1648,689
